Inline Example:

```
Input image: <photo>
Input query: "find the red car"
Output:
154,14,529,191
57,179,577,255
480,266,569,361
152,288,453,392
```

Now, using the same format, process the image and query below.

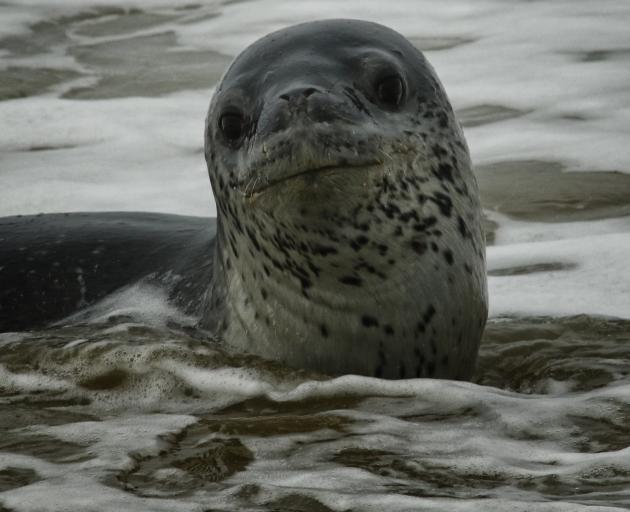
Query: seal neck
207,201,476,378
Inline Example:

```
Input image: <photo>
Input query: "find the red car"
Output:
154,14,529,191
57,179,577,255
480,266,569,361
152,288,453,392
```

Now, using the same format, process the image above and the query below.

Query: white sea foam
31,414,197,468
0,365,70,393
61,280,198,327
491,213,630,246
0,92,213,217
2,478,199,512
488,232,630,319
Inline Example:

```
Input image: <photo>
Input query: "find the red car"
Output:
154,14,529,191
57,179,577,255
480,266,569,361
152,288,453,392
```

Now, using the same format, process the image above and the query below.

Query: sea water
1,1,630,510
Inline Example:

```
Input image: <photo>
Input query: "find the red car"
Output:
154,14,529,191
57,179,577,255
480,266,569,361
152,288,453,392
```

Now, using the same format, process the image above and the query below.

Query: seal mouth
241,160,381,197
236,121,387,198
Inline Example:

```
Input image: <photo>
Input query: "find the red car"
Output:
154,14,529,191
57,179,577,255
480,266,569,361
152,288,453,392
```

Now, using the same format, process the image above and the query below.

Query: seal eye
219,112,245,143
376,75,404,108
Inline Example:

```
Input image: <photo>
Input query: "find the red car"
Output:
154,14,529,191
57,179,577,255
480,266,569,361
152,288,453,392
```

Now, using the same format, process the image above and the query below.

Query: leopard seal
0,19,487,380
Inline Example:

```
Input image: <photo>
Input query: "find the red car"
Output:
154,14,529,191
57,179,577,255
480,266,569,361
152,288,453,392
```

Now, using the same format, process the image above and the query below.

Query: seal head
204,19,488,379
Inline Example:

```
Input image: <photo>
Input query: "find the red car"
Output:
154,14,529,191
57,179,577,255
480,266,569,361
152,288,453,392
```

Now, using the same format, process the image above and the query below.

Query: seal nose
260,85,352,134
256,83,366,138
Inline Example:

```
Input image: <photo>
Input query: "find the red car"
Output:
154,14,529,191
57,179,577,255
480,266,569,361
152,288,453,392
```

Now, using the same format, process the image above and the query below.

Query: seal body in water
0,20,487,380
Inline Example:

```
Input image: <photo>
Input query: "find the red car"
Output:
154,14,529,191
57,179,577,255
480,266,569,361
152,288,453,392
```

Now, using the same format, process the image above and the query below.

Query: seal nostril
279,88,319,102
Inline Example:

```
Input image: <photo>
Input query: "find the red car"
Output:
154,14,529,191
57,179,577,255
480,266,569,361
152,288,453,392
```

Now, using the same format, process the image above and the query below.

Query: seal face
204,19,488,379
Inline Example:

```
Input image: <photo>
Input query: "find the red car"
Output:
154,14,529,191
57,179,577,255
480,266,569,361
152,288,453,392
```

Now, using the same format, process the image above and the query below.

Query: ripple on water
0,5,231,101
0,467,40,493
477,315,630,393
476,160,630,223
458,104,530,128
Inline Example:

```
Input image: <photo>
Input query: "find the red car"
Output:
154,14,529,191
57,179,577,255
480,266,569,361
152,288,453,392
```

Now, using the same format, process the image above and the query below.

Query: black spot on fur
433,163,454,183
229,239,239,258
379,201,402,219
339,275,362,286
376,244,388,256
430,192,452,217
350,234,369,251
443,249,454,265
399,210,420,223
311,244,338,257
299,276,312,293
458,216,469,238
432,144,448,159
361,315,379,328
413,216,437,232
307,260,321,277
320,324,329,338
437,111,449,129
410,240,428,255
246,227,261,251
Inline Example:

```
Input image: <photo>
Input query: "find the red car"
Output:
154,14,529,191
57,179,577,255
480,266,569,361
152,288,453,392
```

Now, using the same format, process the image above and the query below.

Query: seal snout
235,82,387,196
258,83,365,138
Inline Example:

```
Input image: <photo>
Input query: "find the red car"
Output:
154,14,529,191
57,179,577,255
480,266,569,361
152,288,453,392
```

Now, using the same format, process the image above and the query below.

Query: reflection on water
0,5,230,100
1,1,630,511
476,160,630,223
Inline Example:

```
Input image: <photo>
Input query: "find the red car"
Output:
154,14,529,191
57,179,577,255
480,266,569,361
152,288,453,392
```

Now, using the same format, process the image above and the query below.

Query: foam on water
1,0,630,510
0,366,70,393
61,280,198,327
0,92,213,217
488,232,630,318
